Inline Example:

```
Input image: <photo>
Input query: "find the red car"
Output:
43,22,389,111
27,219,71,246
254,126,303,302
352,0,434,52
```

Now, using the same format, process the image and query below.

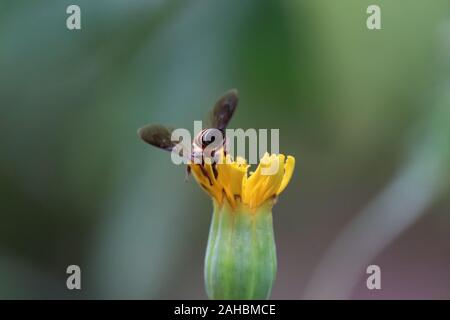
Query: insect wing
137,124,177,151
209,89,239,130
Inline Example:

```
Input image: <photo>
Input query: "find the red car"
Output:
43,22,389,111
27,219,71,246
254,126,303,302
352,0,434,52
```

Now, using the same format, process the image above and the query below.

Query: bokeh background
1,0,450,299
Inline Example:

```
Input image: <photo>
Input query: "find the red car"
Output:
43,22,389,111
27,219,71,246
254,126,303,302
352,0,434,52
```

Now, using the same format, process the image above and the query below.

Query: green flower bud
204,200,277,300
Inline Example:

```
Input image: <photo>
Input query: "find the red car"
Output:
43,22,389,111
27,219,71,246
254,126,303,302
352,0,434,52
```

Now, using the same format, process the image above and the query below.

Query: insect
138,89,239,177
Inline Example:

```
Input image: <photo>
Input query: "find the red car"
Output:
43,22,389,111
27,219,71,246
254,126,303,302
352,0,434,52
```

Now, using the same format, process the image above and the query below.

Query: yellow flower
192,150,295,299
189,151,295,210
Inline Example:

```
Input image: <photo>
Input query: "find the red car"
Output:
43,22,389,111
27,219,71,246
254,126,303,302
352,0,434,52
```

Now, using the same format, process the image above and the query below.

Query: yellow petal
261,154,285,201
216,155,247,208
277,155,295,195
189,164,223,202
244,154,286,209
242,153,269,205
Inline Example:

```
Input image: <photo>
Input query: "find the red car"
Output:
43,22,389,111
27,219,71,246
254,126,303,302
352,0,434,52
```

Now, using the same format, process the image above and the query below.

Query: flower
189,152,295,210
189,151,295,300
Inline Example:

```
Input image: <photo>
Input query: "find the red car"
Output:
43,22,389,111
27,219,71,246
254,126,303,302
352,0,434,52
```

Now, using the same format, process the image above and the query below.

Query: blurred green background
1,0,450,299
